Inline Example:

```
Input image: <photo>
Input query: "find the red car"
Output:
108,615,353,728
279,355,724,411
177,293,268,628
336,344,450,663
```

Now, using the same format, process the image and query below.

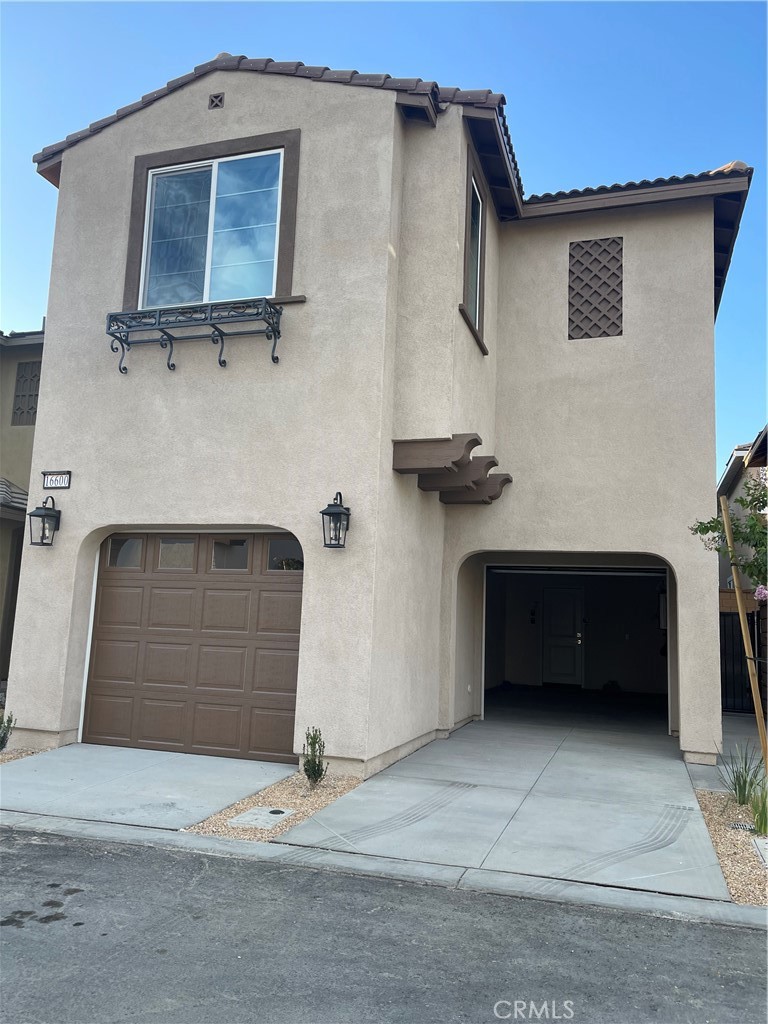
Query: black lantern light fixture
28,496,61,547
320,492,350,549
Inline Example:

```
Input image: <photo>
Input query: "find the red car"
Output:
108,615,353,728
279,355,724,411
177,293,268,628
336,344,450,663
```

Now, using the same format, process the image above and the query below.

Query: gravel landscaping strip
0,748,37,765
185,771,360,843
696,789,767,906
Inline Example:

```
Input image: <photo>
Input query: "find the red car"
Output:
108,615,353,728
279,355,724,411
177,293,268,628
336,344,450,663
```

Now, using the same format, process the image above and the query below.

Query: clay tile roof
31,52,523,196
385,78,424,92
264,61,306,74
525,162,752,204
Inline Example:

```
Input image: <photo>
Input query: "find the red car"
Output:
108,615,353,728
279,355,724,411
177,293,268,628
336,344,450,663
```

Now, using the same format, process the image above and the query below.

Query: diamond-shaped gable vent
568,237,623,340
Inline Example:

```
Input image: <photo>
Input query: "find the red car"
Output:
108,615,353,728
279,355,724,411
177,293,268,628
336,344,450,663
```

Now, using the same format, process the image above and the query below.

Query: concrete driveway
277,693,731,901
0,744,293,829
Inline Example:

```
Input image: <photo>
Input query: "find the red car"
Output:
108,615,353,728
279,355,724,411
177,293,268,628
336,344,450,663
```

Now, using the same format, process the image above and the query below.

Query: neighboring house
716,425,767,714
717,424,767,590
6,54,753,772
0,326,44,686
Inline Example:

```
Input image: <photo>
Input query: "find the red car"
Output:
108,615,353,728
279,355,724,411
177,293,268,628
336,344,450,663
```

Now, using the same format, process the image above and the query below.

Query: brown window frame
11,360,41,426
122,129,301,312
459,150,488,355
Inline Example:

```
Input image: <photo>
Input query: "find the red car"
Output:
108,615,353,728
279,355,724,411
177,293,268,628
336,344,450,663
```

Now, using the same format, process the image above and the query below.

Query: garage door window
157,537,196,571
107,537,144,569
212,538,249,571
267,537,304,571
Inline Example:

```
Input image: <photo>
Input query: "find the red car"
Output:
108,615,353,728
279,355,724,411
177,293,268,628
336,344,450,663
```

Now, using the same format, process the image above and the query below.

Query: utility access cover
228,807,295,829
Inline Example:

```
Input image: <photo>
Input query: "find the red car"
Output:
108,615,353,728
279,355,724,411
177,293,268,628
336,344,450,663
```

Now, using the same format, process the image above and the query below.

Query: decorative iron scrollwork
105,298,283,374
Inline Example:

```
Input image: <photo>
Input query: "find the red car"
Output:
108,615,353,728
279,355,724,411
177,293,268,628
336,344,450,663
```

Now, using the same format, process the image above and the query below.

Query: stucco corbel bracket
392,434,482,475
439,473,513,505
418,455,499,493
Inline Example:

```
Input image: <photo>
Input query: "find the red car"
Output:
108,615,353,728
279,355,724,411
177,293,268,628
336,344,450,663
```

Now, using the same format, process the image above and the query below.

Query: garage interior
483,567,670,727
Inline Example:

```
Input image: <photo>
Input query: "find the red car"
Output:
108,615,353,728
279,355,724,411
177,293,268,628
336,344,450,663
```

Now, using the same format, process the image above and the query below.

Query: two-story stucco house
6,53,752,773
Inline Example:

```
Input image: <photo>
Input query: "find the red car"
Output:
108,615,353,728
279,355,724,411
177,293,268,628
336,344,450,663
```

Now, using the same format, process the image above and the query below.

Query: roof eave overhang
37,156,61,187
520,174,750,218
463,108,523,220
744,425,767,469
717,452,747,499
0,333,45,349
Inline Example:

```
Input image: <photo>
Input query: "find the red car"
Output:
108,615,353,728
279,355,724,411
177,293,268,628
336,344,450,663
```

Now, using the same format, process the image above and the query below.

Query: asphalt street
1,829,764,1024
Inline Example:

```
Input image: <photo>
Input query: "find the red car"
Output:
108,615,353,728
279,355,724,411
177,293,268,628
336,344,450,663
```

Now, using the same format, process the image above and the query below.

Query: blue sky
1,1,764,472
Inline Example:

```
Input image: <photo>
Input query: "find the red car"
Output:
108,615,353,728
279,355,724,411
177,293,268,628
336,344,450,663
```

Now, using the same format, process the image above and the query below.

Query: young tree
691,473,767,589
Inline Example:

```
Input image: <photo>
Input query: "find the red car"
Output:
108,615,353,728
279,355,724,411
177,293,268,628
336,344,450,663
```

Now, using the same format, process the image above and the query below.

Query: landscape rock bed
0,749,36,765
697,789,767,905
185,771,360,843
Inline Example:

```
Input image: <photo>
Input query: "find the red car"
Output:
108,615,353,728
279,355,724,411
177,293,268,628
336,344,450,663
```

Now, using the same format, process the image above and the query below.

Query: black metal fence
720,611,760,713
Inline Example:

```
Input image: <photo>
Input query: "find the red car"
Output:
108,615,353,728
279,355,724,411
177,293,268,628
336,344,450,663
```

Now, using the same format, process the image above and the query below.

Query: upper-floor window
11,360,41,425
465,178,483,325
460,152,488,354
140,150,283,309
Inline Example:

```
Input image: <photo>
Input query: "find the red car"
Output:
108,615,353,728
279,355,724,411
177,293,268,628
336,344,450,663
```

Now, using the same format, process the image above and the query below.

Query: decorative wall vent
393,434,512,506
12,360,41,426
568,237,623,340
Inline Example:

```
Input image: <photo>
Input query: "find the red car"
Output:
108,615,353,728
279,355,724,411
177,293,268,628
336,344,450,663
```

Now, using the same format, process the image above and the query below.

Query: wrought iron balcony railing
105,298,283,374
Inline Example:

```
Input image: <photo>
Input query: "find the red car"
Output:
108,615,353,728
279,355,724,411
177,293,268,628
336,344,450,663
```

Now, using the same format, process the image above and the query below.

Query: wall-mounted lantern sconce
320,492,350,549
28,496,61,547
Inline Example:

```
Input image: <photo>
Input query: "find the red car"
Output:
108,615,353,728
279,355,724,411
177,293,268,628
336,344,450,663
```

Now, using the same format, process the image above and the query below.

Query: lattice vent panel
568,237,623,339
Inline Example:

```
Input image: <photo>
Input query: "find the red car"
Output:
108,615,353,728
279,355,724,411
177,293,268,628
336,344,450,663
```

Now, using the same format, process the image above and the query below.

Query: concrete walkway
276,695,730,901
0,744,293,829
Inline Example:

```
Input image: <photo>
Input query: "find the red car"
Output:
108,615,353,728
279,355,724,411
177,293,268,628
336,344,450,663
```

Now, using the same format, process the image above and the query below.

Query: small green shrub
302,726,328,788
751,784,768,837
719,743,765,805
0,711,16,752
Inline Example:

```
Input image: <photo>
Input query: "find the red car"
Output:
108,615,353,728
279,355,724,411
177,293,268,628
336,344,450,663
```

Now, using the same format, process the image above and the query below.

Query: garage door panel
85,533,302,761
247,691,295,712
85,694,134,742
191,702,243,753
97,587,143,629
201,589,252,632
257,591,302,635
91,640,140,686
144,643,193,689
248,708,295,761
148,588,197,630
136,698,187,747
197,646,248,691
253,649,299,694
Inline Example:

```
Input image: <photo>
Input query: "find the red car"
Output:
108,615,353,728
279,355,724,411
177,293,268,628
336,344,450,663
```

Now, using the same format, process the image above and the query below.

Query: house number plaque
42,470,72,490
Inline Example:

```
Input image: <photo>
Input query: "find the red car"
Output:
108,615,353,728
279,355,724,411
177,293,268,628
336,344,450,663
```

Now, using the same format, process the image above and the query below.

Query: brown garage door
83,533,303,763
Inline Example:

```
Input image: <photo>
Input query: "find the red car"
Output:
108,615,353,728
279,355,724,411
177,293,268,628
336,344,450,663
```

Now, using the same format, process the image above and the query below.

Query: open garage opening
483,562,674,732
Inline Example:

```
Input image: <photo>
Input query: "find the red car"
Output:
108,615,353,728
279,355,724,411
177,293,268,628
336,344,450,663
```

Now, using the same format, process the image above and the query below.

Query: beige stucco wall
7,69,723,768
